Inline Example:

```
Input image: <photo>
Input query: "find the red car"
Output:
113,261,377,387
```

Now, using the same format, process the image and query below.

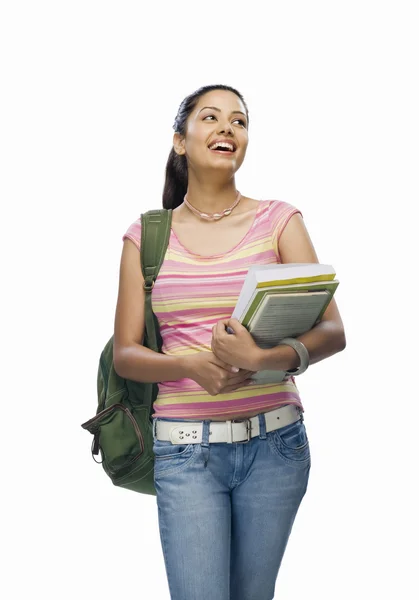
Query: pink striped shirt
123,199,304,419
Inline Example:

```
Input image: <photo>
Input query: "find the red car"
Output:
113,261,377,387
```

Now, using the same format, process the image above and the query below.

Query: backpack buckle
143,279,155,292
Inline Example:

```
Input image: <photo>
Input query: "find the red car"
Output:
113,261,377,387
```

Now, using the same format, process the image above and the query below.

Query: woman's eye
203,115,246,127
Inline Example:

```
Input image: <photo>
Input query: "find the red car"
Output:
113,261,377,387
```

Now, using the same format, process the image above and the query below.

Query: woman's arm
113,239,190,382
254,213,346,372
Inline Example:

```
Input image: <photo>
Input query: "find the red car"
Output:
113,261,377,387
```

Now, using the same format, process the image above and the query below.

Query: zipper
85,403,145,472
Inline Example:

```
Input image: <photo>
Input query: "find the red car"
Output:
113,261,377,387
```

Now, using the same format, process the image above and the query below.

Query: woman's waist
152,396,303,421
155,380,300,408
184,403,302,421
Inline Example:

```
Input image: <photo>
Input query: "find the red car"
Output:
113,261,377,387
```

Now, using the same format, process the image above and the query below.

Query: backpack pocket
81,403,146,475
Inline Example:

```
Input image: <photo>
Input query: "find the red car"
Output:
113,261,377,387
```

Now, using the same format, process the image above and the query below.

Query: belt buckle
233,418,252,443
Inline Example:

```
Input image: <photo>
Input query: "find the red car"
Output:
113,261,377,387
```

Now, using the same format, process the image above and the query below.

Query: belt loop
226,420,233,444
258,413,267,439
201,420,211,468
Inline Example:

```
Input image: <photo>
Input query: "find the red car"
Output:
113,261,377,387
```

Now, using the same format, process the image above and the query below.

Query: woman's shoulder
262,197,301,212
122,216,142,251
247,197,302,225
259,198,303,242
242,196,301,212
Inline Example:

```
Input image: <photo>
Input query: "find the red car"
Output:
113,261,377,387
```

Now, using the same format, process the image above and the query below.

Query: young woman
114,84,346,600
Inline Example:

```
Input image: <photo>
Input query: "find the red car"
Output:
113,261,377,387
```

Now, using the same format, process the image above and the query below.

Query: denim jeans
152,409,311,600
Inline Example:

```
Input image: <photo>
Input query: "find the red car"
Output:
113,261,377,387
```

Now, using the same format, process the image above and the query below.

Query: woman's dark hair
162,84,249,210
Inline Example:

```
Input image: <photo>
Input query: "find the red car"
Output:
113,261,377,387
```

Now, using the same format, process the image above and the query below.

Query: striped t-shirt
122,199,304,419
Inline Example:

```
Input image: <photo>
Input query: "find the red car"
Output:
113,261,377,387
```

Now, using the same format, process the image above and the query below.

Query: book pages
249,291,331,349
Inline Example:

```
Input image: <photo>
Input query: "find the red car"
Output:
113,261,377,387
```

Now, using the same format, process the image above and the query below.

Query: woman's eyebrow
198,106,247,117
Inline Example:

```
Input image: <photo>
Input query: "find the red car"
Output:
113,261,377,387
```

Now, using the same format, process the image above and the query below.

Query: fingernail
232,367,239,373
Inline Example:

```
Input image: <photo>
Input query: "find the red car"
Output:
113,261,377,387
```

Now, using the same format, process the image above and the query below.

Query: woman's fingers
230,370,255,381
210,354,239,373
224,371,253,385
221,379,253,394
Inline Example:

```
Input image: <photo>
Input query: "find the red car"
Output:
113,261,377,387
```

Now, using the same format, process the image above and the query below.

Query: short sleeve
269,200,303,260
122,217,142,251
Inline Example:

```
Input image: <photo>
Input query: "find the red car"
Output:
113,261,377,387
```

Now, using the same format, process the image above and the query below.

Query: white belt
154,404,303,444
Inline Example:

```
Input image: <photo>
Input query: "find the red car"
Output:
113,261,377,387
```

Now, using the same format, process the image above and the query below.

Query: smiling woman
160,86,251,215
112,83,346,600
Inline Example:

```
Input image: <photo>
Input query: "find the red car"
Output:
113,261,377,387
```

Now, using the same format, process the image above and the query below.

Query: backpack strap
140,209,172,352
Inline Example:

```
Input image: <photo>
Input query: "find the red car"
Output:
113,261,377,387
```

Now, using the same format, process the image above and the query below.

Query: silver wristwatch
278,337,310,376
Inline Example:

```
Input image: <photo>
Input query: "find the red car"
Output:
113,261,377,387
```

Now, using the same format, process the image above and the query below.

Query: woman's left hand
211,318,262,372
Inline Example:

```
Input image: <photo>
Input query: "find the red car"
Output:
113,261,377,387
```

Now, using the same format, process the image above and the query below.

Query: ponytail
162,148,188,210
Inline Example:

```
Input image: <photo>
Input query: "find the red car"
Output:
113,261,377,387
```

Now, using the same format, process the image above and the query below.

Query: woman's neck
183,181,239,214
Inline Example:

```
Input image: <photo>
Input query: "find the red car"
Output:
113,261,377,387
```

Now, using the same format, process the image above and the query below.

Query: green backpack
81,208,172,495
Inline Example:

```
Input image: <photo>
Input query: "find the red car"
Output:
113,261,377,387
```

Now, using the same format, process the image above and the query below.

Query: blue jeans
152,410,311,600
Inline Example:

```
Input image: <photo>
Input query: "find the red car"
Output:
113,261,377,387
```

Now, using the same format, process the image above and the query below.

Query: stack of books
230,263,339,383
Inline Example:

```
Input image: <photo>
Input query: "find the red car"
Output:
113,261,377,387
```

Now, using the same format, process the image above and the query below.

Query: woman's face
174,90,249,176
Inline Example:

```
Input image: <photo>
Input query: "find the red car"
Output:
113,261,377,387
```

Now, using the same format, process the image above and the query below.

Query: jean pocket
268,419,311,466
152,439,197,477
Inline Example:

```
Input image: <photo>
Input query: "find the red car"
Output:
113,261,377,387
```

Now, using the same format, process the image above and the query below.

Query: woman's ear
173,132,186,156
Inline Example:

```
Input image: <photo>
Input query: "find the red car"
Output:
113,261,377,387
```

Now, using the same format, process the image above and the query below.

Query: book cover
238,279,339,328
233,263,336,321
248,290,332,349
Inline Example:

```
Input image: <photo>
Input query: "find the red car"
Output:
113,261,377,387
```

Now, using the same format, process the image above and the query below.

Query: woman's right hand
185,351,255,396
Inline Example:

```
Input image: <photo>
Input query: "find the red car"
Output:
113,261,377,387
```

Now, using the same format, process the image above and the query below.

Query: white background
1,1,418,599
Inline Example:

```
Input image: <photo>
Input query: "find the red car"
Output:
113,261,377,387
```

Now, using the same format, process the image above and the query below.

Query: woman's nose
217,121,234,135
